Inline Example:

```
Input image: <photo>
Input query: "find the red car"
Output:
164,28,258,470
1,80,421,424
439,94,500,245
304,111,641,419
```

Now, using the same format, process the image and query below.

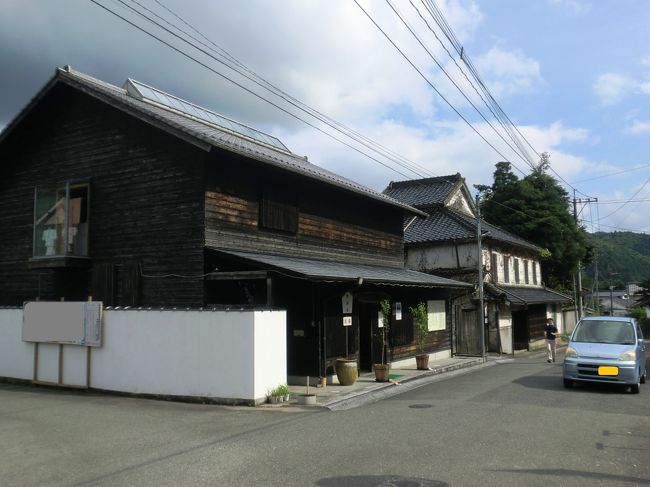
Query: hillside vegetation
585,232,650,287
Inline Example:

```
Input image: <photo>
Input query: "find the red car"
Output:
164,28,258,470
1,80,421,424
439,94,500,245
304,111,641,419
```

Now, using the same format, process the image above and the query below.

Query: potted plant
279,383,290,402
373,299,391,382
410,302,430,370
268,384,288,404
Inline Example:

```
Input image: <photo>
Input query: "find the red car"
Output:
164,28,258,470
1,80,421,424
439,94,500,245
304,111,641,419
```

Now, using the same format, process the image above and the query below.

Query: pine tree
480,154,591,289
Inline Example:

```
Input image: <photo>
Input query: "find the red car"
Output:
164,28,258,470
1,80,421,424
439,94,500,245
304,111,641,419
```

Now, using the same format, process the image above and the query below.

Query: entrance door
455,307,481,355
512,309,529,350
358,302,380,371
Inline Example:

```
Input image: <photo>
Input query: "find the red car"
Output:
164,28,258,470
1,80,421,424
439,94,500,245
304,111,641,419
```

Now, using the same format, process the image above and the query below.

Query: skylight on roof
123,79,290,152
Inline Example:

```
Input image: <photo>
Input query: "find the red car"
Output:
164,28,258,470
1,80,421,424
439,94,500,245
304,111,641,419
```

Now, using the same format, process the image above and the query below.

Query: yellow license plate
598,366,619,376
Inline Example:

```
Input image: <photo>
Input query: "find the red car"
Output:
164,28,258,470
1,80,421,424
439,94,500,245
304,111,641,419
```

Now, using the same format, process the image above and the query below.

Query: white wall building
385,174,572,354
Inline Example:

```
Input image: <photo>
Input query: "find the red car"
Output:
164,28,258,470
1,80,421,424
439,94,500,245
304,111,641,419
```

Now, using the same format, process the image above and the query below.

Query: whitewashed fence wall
0,308,286,405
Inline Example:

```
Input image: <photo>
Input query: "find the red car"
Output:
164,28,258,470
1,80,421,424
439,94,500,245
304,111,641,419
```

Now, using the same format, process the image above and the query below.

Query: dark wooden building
0,67,470,380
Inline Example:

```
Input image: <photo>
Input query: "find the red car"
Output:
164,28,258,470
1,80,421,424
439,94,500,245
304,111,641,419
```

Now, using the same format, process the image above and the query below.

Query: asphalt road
1,351,649,487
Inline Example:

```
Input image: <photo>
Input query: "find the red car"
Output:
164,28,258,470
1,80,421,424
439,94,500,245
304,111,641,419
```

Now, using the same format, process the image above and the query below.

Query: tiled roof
383,174,461,208
0,67,424,217
486,284,572,305
211,248,472,288
404,208,540,252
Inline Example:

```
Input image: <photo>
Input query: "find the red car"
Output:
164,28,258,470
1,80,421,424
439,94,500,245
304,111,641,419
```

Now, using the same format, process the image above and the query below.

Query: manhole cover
408,404,433,409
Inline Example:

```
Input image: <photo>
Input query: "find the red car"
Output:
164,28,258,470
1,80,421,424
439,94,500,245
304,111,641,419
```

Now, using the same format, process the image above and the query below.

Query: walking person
545,317,559,363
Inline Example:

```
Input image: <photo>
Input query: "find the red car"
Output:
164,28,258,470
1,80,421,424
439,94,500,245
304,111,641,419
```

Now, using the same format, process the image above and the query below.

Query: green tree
480,154,592,289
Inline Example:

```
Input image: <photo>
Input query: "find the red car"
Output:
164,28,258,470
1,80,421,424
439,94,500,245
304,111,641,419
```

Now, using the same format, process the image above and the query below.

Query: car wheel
641,372,646,385
563,379,573,389
630,383,640,394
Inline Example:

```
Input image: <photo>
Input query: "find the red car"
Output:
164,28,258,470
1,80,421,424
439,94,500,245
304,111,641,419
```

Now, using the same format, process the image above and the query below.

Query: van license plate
598,366,618,376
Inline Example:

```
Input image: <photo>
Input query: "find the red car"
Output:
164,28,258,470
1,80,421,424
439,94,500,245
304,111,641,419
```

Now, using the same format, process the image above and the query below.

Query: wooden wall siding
205,191,258,229
204,170,405,268
0,83,206,307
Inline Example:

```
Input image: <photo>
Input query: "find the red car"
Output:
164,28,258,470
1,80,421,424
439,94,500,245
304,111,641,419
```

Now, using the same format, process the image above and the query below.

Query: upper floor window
524,260,529,284
33,182,89,258
514,258,520,284
491,253,498,283
532,262,538,285
503,256,510,283
259,191,298,234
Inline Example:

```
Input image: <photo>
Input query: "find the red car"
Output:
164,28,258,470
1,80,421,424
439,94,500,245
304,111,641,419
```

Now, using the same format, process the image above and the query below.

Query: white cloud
474,47,543,97
593,73,634,105
593,73,650,105
548,0,592,14
625,120,650,135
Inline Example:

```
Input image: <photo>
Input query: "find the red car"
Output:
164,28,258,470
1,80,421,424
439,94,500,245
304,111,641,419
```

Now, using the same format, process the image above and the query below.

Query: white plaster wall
489,248,541,288
0,308,286,403
61,345,88,387
498,305,513,354
448,190,474,216
37,344,59,383
0,309,33,380
253,311,287,399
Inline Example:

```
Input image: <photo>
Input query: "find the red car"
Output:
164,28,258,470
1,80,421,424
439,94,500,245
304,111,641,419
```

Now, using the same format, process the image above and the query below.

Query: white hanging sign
394,302,402,321
343,316,352,327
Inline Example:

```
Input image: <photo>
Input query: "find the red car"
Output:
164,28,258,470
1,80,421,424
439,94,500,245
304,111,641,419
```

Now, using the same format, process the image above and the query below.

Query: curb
323,357,487,411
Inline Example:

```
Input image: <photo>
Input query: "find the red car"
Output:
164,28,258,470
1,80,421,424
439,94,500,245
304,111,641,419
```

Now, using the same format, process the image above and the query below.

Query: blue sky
1,0,648,233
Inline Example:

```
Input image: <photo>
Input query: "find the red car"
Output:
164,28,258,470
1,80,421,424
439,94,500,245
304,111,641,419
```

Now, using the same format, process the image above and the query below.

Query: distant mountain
584,232,650,287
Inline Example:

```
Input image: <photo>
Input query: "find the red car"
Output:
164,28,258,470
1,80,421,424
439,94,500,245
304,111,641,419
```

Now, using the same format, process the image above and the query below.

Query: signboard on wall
22,301,103,346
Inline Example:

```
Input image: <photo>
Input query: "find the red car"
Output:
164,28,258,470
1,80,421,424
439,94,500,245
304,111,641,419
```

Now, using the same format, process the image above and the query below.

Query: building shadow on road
316,475,448,486
490,467,650,485
513,375,631,394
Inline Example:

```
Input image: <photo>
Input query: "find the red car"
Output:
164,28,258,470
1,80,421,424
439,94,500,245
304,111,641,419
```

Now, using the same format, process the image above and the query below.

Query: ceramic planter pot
415,354,429,370
335,358,358,385
373,363,390,382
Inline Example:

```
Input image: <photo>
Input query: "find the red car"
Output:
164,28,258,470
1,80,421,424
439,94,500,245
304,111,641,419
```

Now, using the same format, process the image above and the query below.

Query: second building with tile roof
385,174,573,354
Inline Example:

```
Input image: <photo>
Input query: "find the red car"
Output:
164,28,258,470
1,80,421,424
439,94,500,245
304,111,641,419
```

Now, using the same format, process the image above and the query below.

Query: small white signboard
343,316,352,327
394,302,402,321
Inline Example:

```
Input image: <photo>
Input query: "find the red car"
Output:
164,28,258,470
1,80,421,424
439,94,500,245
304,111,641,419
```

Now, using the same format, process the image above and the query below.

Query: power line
353,0,529,176
599,177,650,220
409,0,537,168
141,0,437,180
421,0,592,198
570,163,650,184
385,0,537,171
93,0,425,180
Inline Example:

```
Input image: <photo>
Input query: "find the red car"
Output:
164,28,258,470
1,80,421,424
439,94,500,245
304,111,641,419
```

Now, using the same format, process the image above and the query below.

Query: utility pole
572,193,598,318
475,193,486,362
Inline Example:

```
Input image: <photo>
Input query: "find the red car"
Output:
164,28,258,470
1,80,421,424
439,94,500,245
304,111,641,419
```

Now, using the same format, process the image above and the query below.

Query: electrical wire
353,0,529,176
599,177,650,220
386,0,536,171
570,163,650,184
408,0,537,169
421,0,594,198
145,0,436,180
93,0,419,179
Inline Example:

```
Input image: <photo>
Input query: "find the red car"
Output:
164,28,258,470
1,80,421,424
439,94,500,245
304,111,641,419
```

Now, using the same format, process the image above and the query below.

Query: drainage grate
409,404,433,409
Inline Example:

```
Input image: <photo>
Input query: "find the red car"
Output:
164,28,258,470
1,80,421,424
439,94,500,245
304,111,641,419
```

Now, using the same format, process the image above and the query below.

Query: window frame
259,191,298,234
514,258,520,284
33,181,90,259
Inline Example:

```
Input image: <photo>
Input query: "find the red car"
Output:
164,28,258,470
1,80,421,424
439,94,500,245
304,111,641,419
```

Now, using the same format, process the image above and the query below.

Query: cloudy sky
1,0,649,233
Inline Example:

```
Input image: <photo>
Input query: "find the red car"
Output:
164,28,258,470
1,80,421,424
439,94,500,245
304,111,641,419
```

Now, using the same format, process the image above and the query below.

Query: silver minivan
563,316,647,393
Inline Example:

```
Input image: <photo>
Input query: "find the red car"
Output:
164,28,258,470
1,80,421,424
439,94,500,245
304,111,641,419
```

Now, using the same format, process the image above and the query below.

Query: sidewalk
275,354,487,411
